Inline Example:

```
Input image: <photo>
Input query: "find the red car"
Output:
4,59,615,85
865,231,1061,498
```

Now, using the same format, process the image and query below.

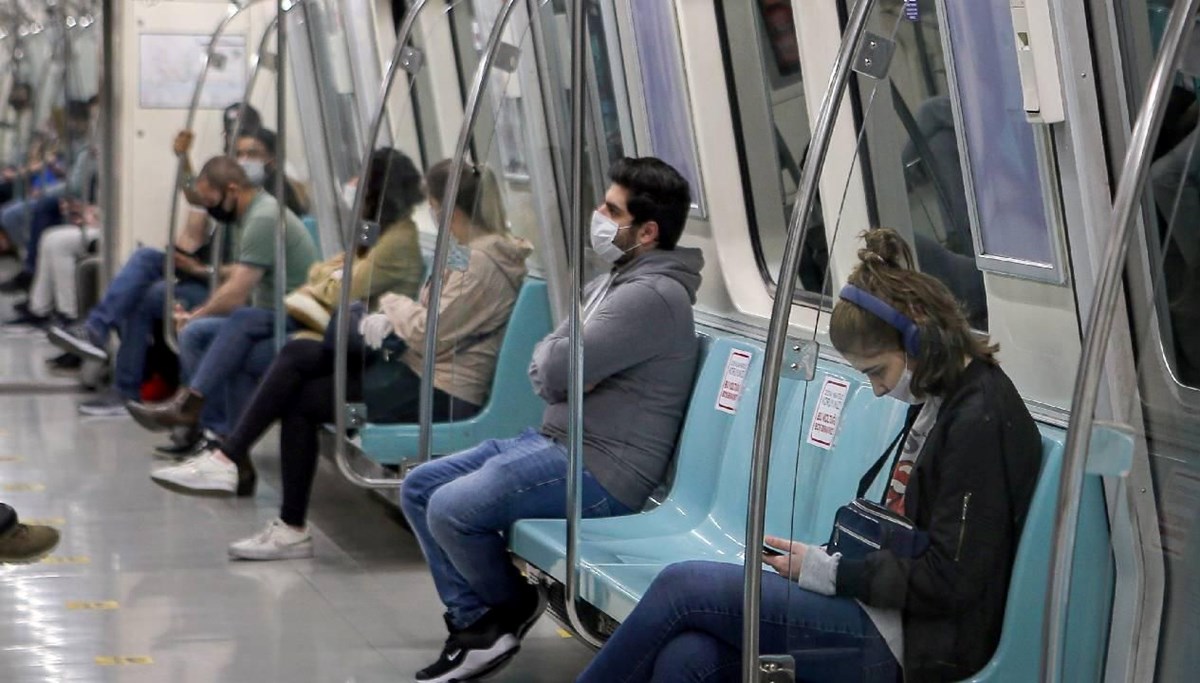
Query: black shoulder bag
826,408,930,560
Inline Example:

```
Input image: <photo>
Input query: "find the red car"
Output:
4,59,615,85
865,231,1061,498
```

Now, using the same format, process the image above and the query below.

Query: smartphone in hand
761,544,786,557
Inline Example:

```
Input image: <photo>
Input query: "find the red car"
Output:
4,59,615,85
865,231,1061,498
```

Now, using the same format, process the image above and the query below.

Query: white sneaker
229,519,314,561
150,450,238,496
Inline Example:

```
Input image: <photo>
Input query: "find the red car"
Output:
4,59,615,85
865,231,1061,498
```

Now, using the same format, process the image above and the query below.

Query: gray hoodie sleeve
529,280,677,401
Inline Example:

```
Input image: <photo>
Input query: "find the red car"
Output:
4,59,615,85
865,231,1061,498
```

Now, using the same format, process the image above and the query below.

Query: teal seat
510,334,1123,680
300,215,321,254
358,278,552,465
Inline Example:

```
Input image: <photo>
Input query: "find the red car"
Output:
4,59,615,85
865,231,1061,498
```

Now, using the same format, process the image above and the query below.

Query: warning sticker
716,349,753,414
806,377,850,449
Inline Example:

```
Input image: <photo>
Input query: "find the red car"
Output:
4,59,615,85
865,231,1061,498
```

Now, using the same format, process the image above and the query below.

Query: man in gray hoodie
400,157,703,683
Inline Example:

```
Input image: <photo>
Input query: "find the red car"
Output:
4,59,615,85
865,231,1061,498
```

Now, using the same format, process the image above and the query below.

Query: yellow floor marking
67,600,119,610
21,517,65,526
39,555,91,565
2,483,45,492
95,656,153,666
556,628,574,639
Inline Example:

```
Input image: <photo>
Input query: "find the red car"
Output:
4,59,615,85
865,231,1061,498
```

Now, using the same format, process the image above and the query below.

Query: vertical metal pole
162,2,251,353
1041,1,1200,680
332,0,435,488
274,0,288,350
98,0,118,287
740,0,878,679
564,0,603,649
417,0,522,463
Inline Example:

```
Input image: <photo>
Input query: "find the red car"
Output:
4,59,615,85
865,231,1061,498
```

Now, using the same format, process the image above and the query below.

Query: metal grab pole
563,0,604,649
1041,1,1200,680
98,0,118,288
210,16,280,296
163,0,270,353
416,0,522,463
332,0,433,488
739,0,878,680
273,0,287,350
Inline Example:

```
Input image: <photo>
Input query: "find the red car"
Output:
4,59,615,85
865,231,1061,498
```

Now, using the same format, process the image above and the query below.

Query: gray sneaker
48,322,108,362
78,389,129,417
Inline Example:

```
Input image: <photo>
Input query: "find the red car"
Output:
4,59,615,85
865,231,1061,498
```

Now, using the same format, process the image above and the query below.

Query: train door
1091,1,1200,680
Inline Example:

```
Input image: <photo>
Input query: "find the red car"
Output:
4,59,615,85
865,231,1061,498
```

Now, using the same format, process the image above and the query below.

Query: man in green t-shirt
125,156,317,448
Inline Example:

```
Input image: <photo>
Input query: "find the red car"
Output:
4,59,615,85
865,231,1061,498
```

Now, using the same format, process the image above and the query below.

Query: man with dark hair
234,128,309,216
399,156,704,682
126,155,316,489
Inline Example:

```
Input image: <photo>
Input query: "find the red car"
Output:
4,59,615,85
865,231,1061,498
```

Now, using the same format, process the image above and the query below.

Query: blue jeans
20,196,62,273
94,247,208,399
0,183,64,249
576,561,898,683
401,429,633,629
179,307,292,436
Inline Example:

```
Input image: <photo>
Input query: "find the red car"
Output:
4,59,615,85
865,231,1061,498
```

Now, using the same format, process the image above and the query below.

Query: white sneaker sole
228,541,314,561
417,634,520,683
149,472,237,497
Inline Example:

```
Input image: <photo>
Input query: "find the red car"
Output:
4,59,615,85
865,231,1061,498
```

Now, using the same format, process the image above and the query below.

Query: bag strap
856,406,920,500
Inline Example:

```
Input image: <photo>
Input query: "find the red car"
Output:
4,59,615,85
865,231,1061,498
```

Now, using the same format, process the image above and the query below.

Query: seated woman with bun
576,227,1042,683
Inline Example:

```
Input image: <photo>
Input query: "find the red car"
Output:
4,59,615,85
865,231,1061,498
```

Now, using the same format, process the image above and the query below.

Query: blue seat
300,215,321,254
358,278,552,465
510,333,1124,680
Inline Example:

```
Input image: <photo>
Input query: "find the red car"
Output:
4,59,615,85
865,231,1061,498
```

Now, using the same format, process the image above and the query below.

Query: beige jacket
303,218,423,309
380,231,532,406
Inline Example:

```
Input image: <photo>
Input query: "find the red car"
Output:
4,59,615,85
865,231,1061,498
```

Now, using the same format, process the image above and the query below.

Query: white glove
358,313,393,350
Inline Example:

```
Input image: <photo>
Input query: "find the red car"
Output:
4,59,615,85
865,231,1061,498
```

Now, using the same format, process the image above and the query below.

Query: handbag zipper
955,492,972,561
835,524,882,550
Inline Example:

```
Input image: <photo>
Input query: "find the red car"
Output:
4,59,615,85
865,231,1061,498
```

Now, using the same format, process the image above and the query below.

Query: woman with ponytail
577,228,1042,683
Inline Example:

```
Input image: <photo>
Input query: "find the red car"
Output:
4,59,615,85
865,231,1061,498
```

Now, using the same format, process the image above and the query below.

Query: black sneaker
153,430,210,461
415,614,520,683
0,269,31,294
4,303,49,329
501,583,547,639
46,351,83,373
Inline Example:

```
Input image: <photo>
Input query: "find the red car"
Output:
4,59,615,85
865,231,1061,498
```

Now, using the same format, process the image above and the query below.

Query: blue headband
838,284,921,356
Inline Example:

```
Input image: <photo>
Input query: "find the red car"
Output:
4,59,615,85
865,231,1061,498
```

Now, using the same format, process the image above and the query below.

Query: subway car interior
0,0,1198,681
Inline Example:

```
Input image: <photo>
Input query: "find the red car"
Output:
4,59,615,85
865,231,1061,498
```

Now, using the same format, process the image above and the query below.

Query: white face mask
341,182,358,210
589,210,634,264
239,159,266,186
886,362,923,405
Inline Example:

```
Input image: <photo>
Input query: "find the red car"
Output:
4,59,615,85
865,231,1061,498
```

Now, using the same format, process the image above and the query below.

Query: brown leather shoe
126,388,205,433
0,524,61,563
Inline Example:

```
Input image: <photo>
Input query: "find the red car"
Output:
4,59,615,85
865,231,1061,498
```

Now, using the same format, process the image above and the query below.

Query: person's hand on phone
761,535,807,580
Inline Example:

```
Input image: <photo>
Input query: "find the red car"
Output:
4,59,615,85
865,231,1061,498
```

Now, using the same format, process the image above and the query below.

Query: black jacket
835,359,1042,682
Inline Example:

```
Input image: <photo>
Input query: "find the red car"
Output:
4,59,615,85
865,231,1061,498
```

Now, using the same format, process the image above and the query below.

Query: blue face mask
446,239,471,272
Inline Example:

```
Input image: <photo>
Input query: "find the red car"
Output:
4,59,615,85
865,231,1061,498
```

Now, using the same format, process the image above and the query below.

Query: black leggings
222,338,480,527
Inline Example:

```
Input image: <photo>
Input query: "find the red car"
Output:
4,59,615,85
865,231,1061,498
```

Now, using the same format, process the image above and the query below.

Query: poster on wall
138,33,246,109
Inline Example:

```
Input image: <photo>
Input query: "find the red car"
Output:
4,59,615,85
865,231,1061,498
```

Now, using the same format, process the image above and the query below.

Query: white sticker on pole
715,349,753,414
807,377,850,449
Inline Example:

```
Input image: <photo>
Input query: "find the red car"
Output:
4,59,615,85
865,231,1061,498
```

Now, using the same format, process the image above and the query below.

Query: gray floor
0,337,594,681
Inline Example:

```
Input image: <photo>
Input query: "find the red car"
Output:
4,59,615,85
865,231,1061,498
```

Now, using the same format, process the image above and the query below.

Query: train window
625,0,705,213
939,0,1066,282
717,0,830,299
851,2,990,330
